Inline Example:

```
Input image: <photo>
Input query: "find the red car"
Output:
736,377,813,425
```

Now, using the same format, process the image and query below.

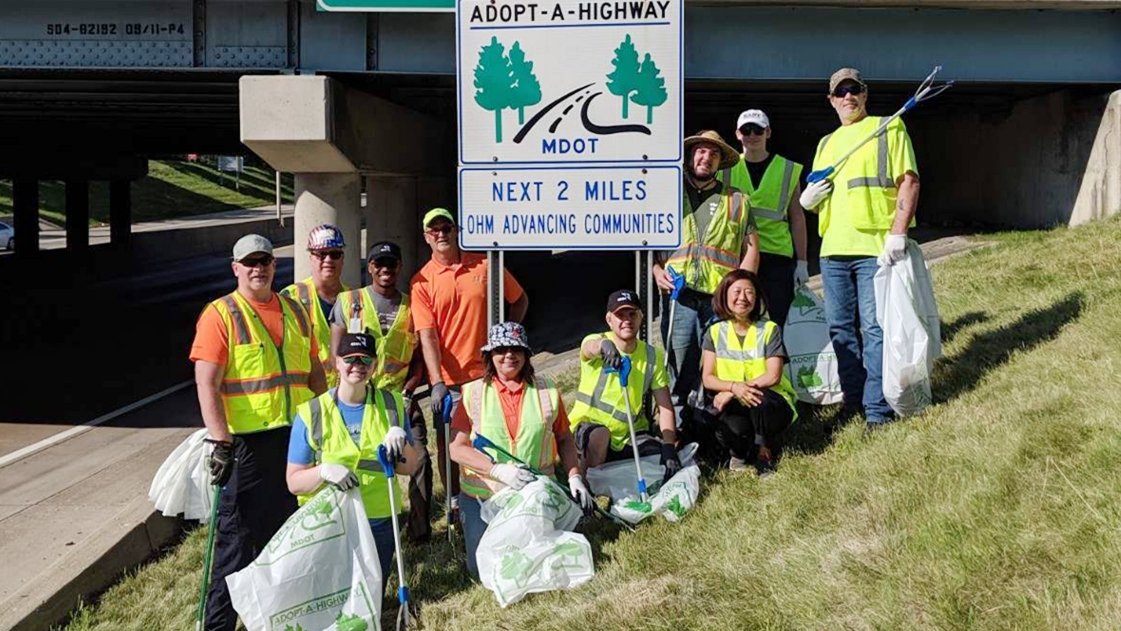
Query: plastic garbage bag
584,443,700,524
226,487,383,631
585,442,697,500
874,240,942,417
783,286,844,406
476,477,594,608
148,428,213,522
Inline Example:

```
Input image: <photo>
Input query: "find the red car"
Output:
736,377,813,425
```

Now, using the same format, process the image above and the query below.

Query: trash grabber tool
662,265,685,369
605,357,648,503
440,394,455,542
194,484,222,631
807,65,954,184
470,434,635,533
377,445,411,631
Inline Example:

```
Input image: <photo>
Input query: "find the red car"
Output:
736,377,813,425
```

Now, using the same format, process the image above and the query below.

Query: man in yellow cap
799,67,920,432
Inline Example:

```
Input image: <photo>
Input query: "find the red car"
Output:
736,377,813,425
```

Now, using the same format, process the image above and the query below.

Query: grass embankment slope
0,160,292,227
61,217,1121,631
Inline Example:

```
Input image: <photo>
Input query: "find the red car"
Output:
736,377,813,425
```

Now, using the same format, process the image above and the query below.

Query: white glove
878,234,908,267
319,463,359,491
799,179,833,210
489,463,536,490
382,426,407,463
568,475,595,516
793,260,809,287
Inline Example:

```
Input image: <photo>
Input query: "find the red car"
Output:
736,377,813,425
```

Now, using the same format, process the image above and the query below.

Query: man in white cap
282,224,349,388
718,110,809,326
799,67,920,433
190,234,328,631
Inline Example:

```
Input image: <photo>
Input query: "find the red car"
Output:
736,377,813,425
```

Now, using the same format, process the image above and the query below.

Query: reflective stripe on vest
573,342,655,424
337,287,415,391
847,130,894,190
709,320,799,420
284,278,340,387
713,321,767,362
668,184,748,295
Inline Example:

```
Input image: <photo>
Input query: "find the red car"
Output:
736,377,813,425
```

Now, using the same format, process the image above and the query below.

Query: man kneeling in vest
285,332,418,594
571,290,681,480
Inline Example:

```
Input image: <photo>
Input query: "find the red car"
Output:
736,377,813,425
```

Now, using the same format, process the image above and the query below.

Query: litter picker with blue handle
605,356,649,503
377,444,411,631
806,65,954,185
662,265,685,368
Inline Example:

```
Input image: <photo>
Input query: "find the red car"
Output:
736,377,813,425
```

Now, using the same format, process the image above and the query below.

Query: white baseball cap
736,110,770,130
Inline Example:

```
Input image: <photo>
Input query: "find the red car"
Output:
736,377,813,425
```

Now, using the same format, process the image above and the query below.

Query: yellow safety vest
335,287,415,391
460,376,560,500
208,291,315,435
666,182,749,295
719,154,803,258
281,278,347,388
570,332,662,452
296,387,405,518
708,319,798,420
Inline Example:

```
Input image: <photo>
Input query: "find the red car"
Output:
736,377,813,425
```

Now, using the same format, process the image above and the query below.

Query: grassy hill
0,159,293,227
59,216,1121,631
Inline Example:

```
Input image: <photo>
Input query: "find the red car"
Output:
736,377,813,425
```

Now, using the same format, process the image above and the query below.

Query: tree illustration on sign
474,36,515,143
507,42,541,125
631,53,667,124
605,34,641,119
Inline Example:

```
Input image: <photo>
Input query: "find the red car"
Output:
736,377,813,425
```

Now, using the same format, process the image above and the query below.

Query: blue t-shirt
287,390,413,464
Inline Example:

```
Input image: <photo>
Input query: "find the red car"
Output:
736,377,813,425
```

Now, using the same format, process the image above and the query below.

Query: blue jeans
661,290,715,427
369,516,397,596
458,492,487,580
819,256,894,424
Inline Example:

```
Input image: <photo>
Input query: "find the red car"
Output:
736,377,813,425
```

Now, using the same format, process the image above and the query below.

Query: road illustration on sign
473,33,668,145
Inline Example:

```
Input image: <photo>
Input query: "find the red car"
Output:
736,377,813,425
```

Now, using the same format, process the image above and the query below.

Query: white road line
0,380,194,469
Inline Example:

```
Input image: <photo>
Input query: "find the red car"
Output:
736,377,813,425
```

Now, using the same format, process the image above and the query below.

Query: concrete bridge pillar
365,175,420,282
294,173,363,288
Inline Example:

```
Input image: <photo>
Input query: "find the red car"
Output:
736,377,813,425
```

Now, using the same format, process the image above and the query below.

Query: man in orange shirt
190,234,327,631
410,208,529,517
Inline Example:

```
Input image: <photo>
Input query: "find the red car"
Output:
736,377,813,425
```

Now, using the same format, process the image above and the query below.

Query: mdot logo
260,492,347,564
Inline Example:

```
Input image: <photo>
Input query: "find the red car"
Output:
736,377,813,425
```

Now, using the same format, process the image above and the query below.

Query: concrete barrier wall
130,215,294,264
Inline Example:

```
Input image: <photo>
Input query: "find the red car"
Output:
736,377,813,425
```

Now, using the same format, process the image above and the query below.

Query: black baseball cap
337,332,377,358
367,241,402,263
606,289,642,313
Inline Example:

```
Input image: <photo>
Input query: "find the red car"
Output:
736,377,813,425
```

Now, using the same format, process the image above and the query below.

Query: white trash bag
148,428,213,522
784,286,844,406
476,477,594,608
227,487,383,631
874,240,942,417
585,443,700,524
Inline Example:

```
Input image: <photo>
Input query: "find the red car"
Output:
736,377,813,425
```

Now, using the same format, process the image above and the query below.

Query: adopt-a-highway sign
458,164,681,250
456,0,682,165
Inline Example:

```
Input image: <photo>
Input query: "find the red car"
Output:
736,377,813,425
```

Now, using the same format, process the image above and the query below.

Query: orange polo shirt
410,252,525,386
450,377,572,446
190,293,319,366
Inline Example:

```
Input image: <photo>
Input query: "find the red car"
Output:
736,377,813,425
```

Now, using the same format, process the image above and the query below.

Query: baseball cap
606,289,642,313
337,332,377,358
307,224,346,251
232,234,273,261
423,207,455,228
736,110,770,130
829,67,866,94
367,241,402,262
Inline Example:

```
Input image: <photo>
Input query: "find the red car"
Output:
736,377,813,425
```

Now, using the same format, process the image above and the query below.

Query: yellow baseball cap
423,207,455,228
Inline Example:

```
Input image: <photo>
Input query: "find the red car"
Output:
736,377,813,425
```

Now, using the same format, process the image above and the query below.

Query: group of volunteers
189,66,919,629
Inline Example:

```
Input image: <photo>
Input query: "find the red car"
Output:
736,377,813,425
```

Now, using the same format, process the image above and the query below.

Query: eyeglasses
238,254,275,268
342,355,375,366
491,346,524,356
426,224,455,236
739,124,766,136
311,250,344,260
832,84,865,98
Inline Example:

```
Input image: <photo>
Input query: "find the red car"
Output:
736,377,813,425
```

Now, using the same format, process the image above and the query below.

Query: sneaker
728,456,750,472
754,448,775,478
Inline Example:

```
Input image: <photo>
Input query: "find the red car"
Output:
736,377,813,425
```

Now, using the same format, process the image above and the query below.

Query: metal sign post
487,250,505,328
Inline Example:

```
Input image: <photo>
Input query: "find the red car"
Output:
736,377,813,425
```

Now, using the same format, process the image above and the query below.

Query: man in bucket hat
654,131,759,430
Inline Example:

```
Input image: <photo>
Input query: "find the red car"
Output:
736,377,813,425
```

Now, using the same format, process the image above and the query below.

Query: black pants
759,252,795,327
406,399,434,542
205,428,297,631
714,389,794,462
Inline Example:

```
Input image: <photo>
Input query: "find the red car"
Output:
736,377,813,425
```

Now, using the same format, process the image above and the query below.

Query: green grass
0,158,293,227
59,216,1121,630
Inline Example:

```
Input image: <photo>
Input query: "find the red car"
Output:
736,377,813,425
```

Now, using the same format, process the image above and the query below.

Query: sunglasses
342,355,375,366
491,346,525,356
311,250,344,260
238,254,275,268
739,124,766,136
832,84,865,98
426,224,455,236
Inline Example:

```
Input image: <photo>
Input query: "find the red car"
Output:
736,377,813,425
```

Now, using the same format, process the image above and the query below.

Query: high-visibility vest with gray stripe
708,319,798,420
812,116,916,240
207,291,315,435
282,278,348,389
570,332,662,452
295,387,405,518
719,154,803,258
665,182,750,296
336,287,415,391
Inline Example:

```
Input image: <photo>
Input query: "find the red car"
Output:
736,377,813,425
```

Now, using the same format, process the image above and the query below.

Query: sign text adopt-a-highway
456,0,683,165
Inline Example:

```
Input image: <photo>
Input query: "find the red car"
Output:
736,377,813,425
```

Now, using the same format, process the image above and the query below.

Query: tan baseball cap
829,68,866,94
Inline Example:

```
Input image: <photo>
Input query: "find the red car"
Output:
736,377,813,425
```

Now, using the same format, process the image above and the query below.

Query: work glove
568,475,595,517
319,463,360,491
660,442,682,484
793,260,809,287
799,179,833,210
599,338,623,371
489,463,536,490
382,426,407,463
429,381,449,420
878,234,908,267
205,438,234,487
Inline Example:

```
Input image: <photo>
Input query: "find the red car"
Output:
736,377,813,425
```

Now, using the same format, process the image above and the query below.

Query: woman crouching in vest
700,270,798,475
285,332,418,594
448,322,594,580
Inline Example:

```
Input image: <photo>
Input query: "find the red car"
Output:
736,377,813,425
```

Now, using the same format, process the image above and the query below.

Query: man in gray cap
190,234,328,631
